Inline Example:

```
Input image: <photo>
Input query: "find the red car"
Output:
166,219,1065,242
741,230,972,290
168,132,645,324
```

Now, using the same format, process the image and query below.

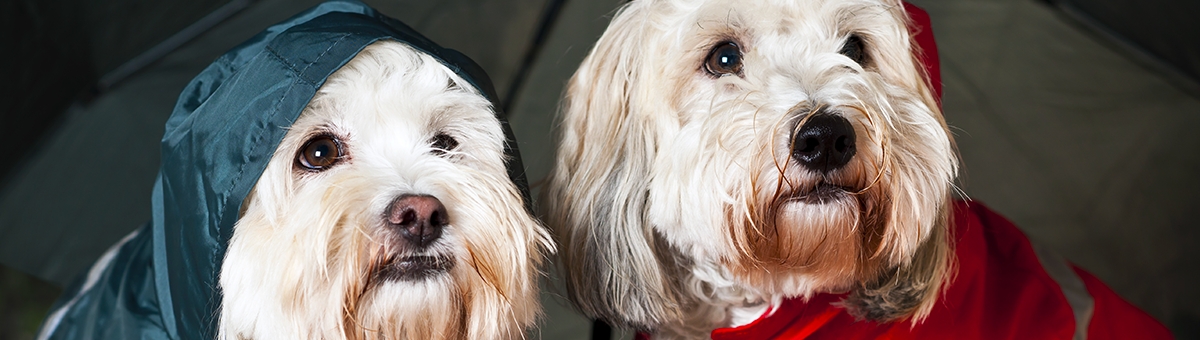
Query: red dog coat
709,200,1171,339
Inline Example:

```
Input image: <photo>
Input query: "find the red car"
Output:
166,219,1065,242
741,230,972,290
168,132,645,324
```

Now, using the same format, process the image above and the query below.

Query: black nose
792,114,857,173
386,195,448,248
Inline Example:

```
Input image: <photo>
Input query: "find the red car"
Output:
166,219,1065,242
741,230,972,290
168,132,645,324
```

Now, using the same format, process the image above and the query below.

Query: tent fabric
34,1,529,338
1051,0,1200,92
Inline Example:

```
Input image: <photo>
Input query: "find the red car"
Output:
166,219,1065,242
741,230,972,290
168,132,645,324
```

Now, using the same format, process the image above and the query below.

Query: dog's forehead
686,0,902,40
303,44,497,138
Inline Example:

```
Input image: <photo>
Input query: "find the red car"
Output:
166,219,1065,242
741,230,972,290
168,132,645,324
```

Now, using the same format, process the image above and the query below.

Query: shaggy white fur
544,0,957,338
219,41,553,340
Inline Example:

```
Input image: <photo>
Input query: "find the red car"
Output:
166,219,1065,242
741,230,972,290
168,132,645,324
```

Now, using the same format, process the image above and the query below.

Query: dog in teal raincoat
37,2,553,339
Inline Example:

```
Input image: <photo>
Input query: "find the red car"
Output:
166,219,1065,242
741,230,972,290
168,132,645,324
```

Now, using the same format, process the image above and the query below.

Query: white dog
545,0,955,337
218,40,554,339
40,24,555,339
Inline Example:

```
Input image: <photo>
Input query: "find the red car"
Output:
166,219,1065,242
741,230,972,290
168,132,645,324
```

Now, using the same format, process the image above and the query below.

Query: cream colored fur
218,41,553,340
544,0,957,338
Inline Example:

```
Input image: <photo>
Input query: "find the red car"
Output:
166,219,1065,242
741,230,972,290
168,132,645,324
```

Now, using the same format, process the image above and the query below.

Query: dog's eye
704,41,743,76
840,34,867,65
296,135,343,171
430,133,459,156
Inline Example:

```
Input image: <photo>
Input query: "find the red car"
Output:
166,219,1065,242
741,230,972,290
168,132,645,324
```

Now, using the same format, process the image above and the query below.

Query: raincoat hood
40,1,529,338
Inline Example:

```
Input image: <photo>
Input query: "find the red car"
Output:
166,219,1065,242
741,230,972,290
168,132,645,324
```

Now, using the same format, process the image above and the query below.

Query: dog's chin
735,178,867,287
770,179,866,239
789,182,854,205
373,254,455,283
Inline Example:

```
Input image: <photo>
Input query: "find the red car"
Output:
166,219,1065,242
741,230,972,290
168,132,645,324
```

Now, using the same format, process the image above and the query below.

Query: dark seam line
501,0,570,115
264,46,304,77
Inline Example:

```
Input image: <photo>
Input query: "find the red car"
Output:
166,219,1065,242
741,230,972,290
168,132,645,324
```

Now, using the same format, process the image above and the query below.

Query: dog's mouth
373,254,455,282
791,182,853,204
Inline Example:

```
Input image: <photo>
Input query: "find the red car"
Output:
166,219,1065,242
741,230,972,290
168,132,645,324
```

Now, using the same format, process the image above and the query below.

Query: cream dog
544,0,955,337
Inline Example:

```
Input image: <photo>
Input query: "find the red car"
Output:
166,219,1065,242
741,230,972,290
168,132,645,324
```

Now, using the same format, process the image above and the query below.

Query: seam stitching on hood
263,33,354,87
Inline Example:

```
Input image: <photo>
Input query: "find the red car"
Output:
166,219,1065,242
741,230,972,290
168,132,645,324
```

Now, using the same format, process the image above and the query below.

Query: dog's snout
792,114,857,173
387,195,448,248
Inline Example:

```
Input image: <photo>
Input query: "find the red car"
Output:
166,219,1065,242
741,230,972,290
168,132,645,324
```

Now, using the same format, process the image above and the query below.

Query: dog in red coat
543,0,1171,338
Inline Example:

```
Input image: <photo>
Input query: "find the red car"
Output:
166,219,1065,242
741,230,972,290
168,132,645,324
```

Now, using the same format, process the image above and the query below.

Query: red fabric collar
706,200,1170,340
709,294,843,339
709,200,1077,340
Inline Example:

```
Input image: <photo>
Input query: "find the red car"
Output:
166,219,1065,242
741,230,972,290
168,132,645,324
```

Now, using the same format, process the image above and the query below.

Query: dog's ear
543,1,685,332
843,197,953,323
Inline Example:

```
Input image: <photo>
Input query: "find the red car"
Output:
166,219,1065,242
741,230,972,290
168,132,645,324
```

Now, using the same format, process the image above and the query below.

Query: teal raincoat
37,2,529,338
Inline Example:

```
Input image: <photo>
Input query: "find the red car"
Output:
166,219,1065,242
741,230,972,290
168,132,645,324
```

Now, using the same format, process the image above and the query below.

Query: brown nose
386,195,448,248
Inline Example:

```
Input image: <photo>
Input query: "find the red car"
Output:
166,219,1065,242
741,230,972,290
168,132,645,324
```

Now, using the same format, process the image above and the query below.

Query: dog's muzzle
374,194,454,282
792,113,856,174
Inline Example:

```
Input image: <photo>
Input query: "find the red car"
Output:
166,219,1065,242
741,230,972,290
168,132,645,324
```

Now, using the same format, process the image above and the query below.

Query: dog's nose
386,195,448,248
792,114,857,173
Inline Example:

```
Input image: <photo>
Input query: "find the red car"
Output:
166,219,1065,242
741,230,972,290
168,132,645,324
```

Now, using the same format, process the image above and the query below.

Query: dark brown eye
430,133,458,155
296,135,343,171
704,41,743,76
840,34,867,65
